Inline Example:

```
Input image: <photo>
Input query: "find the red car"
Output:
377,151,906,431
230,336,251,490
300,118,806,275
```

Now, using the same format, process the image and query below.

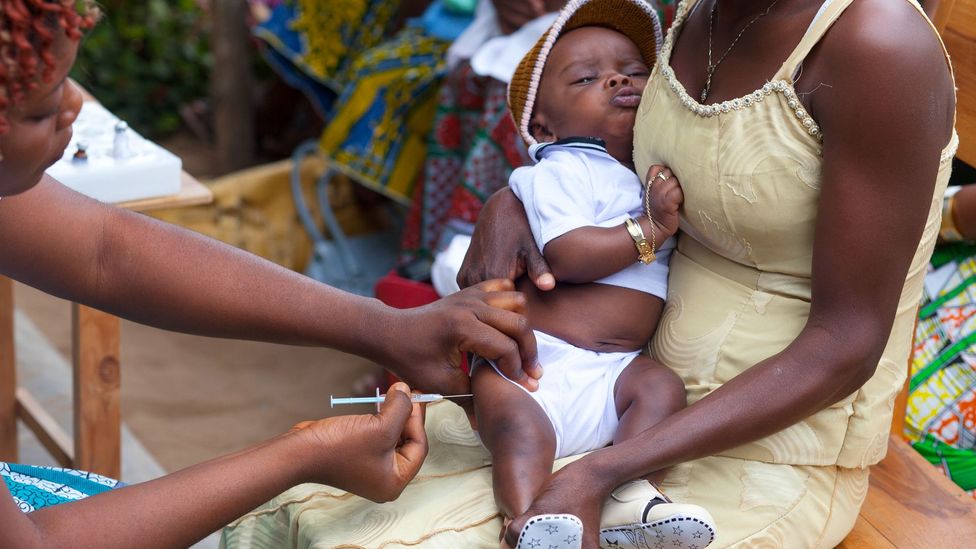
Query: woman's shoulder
804,0,953,142
819,0,946,74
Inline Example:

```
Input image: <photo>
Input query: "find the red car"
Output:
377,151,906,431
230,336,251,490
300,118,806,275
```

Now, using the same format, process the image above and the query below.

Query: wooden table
0,149,213,479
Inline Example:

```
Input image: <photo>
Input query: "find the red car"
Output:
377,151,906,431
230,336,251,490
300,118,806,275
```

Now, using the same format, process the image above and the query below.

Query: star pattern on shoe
526,539,541,548
545,524,560,535
693,531,704,539
564,534,579,543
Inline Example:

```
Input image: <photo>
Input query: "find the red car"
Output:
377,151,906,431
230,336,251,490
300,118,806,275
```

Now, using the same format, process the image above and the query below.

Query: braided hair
0,0,97,133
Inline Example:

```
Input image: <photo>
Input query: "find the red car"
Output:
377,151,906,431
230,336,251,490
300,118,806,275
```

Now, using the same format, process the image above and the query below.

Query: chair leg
0,276,17,462
72,303,120,479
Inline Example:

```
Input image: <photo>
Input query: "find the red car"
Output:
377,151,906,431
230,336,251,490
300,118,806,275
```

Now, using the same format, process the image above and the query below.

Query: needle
330,392,473,408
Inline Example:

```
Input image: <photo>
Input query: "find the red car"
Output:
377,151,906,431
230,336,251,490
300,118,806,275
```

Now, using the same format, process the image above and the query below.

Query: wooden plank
945,27,976,167
116,171,213,213
15,388,73,467
72,303,121,478
0,277,16,462
836,516,896,549
855,436,976,548
943,0,976,39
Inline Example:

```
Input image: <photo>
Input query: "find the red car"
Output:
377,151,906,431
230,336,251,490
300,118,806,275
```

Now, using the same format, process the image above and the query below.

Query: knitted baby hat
508,0,663,146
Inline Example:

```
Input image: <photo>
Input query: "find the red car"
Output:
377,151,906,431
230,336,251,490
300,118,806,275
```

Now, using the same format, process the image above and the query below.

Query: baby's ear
529,113,556,143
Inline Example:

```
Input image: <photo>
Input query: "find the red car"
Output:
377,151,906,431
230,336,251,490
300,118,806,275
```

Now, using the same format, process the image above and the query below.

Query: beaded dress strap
774,0,853,82
775,0,956,129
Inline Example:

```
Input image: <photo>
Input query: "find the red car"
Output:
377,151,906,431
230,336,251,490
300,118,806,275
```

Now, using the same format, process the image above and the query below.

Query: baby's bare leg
613,355,686,484
472,364,557,521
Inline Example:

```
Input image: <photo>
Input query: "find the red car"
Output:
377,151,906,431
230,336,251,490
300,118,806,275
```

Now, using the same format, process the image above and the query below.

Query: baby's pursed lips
611,86,642,107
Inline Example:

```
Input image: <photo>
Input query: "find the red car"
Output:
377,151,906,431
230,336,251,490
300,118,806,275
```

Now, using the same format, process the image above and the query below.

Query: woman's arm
459,187,556,290
2,384,426,549
0,177,538,393
503,2,956,546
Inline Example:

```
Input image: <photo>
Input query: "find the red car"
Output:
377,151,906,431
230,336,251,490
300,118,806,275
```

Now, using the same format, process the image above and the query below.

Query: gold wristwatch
624,217,656,264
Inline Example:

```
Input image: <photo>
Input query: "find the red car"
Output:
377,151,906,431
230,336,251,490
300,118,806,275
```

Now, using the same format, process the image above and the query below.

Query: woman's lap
221,402,865,548
661,455,866,548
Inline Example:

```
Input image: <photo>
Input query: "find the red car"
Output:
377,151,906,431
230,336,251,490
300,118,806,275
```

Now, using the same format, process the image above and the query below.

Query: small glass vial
113,121,131,160
73,142,89,162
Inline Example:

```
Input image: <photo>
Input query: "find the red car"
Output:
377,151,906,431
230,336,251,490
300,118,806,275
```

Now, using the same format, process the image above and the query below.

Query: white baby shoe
599,480,716,549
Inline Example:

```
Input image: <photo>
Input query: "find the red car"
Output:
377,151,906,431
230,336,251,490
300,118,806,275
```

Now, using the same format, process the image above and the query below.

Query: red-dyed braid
0,0,97,134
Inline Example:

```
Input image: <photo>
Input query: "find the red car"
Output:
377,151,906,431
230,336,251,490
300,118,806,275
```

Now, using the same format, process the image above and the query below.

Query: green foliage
71,0,213,137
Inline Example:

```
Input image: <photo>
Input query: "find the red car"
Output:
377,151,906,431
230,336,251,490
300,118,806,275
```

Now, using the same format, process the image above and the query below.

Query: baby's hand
644,165,683,240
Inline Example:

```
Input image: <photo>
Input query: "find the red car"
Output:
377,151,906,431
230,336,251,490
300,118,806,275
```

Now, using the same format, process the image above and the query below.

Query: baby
469,1,716,548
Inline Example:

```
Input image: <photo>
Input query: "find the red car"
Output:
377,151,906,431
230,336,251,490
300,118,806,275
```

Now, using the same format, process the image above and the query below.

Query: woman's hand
386,279,542,395
290,383,428,503
644,165,683,239
502,463,610,549
458,188,555,291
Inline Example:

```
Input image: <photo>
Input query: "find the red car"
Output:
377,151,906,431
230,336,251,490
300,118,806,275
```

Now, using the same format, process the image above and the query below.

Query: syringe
330,391,473,408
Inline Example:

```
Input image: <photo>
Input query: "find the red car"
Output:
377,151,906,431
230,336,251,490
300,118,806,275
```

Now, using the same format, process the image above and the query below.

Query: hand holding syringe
331,388,472,412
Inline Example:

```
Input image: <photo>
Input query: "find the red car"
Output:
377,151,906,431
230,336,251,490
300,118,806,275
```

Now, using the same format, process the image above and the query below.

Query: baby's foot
599,480,716,548
514,514,583,549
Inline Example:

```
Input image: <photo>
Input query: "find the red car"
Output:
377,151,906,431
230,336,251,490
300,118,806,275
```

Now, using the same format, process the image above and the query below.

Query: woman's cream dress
220,1,957,547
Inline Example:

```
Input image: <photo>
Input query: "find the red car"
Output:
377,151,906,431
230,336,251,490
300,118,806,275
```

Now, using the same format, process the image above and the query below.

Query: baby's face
531,26,649,146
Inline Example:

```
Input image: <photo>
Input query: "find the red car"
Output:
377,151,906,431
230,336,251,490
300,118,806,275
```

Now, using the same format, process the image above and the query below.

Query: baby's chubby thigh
611,354,689,444
509,331,647,459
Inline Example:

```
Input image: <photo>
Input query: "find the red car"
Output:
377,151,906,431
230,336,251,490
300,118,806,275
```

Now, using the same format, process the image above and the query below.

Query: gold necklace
702,0,782,102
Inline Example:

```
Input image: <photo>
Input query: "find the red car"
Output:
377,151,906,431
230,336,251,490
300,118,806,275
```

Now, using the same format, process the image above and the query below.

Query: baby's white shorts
472,330,639,458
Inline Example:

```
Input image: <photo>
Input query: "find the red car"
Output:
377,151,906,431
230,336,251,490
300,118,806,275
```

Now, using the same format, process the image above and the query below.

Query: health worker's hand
289,383,427,503
386,279,541,394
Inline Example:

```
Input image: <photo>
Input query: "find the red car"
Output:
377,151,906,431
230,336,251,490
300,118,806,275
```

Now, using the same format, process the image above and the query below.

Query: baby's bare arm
542,222,653,283
543,165,682,283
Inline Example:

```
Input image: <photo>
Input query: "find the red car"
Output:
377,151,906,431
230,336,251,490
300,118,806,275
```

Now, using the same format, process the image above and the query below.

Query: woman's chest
633,74,823,269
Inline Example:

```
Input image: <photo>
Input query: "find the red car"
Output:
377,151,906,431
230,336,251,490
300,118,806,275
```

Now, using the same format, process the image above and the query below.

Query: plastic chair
290,140,401,296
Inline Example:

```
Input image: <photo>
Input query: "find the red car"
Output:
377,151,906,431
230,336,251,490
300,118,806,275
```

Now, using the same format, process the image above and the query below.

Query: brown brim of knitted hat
508,0,662,146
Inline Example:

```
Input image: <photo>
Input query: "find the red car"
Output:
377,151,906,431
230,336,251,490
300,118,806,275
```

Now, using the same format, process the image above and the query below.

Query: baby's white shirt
509,138,674,299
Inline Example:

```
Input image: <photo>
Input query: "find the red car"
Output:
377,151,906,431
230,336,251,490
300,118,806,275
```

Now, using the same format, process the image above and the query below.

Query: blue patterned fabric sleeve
1,462,124,512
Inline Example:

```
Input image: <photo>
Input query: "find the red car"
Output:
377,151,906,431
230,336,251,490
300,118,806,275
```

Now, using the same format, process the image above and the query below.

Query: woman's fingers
526,243,556,291
458,188,552,288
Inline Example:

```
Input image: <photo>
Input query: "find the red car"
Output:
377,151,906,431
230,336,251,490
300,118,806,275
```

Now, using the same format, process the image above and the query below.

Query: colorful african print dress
908,242,976,500
253,1,474,205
